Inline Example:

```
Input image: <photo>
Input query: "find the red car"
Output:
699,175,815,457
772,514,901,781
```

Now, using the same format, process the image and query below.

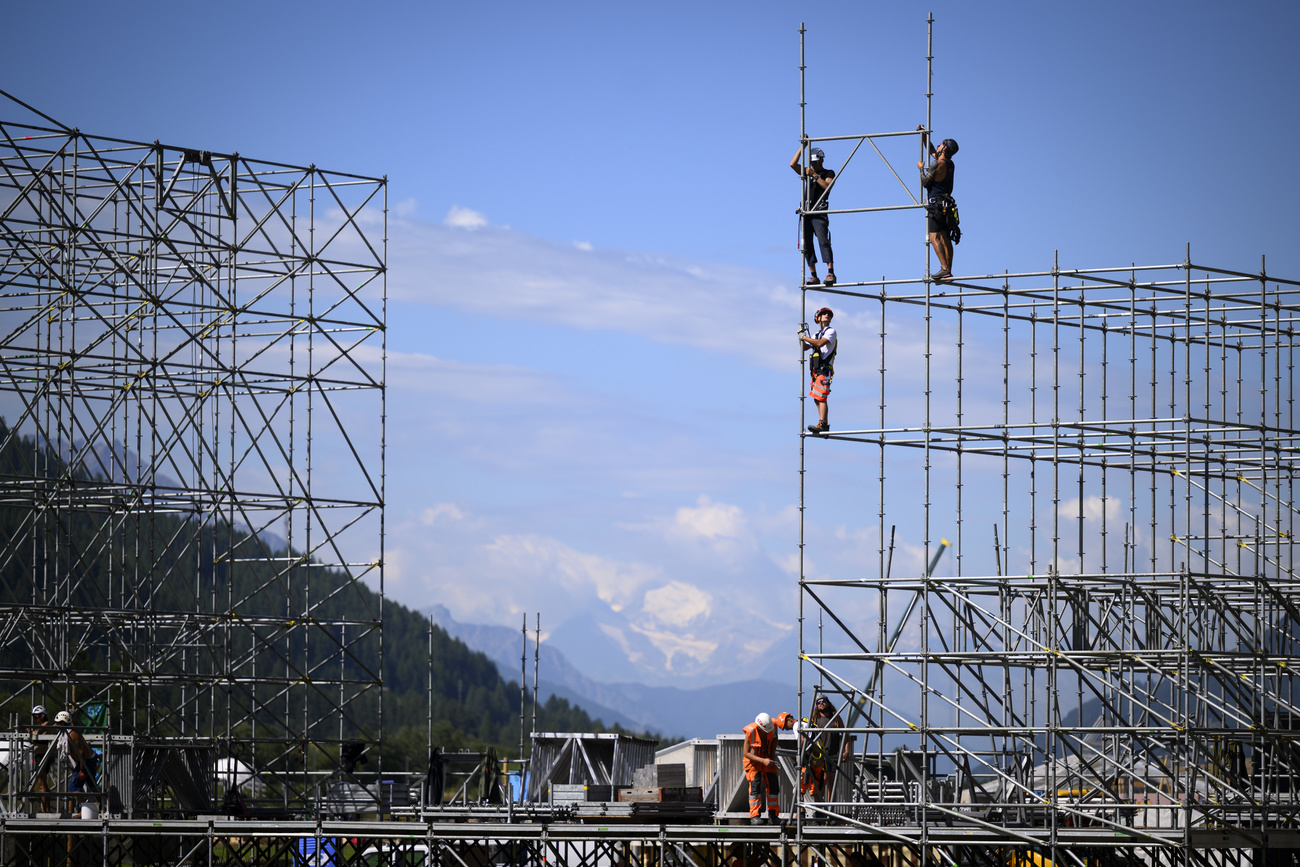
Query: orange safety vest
742,722,778,778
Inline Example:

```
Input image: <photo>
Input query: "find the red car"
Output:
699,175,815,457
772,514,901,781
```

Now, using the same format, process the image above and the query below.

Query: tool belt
926,195,961,244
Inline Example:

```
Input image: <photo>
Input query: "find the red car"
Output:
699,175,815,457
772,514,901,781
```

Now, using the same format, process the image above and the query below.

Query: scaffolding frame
2,14,1298,865
0,92,386,815
797,16,1300,866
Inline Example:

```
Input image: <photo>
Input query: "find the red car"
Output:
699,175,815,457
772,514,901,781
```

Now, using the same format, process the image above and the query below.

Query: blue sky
5,1,1299,688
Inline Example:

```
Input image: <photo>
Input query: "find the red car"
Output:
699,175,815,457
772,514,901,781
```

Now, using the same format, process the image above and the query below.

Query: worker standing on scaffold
54,711,99,798
790,146,836,287
799,694,854,809
743,711,796,825
916,125,960,283
800,307,837,435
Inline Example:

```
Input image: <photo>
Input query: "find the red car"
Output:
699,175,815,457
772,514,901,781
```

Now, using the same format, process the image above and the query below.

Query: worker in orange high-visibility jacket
742,711,795,824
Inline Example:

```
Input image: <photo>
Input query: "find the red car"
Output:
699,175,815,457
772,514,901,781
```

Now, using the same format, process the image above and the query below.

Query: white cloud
741,633,785,657
382,347,717,484
573,241,592,251
420,503,464,525
382,492,800,683
1058,494,1122,524
642,580,713,628
672,495,746,540
626,621,718,670
386,348,578,409
444,205,488,230
619,494,763,573
386,214,799,369
772,551,802,578
483,533,660,613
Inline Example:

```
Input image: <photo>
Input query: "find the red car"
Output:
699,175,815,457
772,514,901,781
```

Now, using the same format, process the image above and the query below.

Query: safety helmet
815,695,832,708
815,307,833,321
54,711,71,724
32,705,45,716
809,147,825,163
756,712,774,733
776,712,796,730
941,138,959,156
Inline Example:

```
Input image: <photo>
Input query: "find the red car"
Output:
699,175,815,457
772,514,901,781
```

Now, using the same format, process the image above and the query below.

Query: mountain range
426,604,798,740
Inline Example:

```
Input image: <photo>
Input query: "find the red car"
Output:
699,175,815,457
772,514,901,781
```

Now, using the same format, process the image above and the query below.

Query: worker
800,307,837,435
916,125,960,282
790,146,837,287
742,711,795,825
53,710,99,797
800,695,854,806
29,704,52,811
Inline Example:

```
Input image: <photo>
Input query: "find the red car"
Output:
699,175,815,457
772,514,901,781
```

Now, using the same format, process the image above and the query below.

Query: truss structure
525,732,658,803
796,18,1300,867
0,92,386,812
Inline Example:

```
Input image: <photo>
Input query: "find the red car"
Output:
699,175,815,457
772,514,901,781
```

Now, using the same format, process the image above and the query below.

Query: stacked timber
617,786,702,804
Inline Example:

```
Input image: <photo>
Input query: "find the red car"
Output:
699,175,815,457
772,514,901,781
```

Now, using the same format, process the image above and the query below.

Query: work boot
750,816,768,826
823,272,836,286
806,274,821,286
807,421,829,435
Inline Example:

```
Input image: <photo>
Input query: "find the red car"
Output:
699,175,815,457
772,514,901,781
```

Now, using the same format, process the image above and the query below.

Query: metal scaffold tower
0,92,386,816
797,17,1300,867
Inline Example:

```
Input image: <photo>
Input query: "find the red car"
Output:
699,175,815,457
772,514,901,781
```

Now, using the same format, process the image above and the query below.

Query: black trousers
802,215,833,268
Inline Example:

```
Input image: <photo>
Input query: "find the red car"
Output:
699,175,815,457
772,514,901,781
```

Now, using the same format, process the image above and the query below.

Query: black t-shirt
803,168,834,212
923,157,955,199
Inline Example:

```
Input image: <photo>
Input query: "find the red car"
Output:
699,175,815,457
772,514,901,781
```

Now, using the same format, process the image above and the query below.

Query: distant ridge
426,605,797,740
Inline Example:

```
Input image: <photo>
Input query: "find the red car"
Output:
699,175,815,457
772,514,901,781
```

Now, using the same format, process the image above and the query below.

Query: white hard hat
756,712,774,733
32,705,45,716
54,711,71,724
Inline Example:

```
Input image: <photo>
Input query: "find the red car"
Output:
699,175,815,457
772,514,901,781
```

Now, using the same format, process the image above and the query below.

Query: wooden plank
617,786,704,803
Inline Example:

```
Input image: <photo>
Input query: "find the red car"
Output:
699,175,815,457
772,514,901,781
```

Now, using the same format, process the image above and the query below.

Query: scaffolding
797,16,1300,867
3,14,1300,867
0,91,387,816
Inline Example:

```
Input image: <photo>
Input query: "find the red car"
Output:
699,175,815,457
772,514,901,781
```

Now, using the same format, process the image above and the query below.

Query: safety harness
809,327,837,379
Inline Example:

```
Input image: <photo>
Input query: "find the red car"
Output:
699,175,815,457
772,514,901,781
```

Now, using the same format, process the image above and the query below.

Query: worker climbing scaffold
917,124,961,282
800,307,837,435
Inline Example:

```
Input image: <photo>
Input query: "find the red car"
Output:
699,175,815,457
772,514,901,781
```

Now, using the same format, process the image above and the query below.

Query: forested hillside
0,422,653,771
